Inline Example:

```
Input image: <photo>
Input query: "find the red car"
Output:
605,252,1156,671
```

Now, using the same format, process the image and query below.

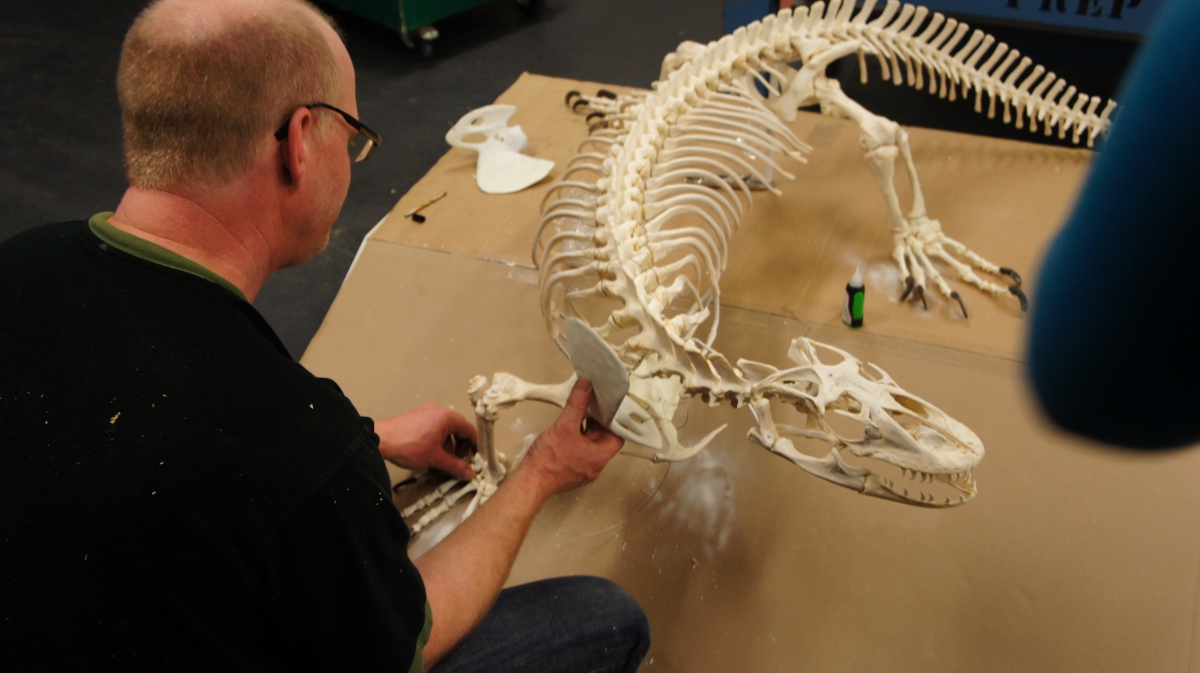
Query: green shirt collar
406,601,433,673
88,212,248,302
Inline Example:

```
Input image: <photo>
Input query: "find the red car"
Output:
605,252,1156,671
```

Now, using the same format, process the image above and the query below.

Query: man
0,0,649,670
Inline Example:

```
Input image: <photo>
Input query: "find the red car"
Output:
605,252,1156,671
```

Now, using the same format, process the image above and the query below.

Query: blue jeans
431,576,650,673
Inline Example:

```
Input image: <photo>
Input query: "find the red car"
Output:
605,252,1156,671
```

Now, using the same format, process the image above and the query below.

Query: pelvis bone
445,104,555,194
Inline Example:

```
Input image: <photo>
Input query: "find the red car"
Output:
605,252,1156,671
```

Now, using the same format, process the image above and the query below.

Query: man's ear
278,107,314,187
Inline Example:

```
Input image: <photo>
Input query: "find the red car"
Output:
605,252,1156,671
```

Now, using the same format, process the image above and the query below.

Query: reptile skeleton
401,0,1114,532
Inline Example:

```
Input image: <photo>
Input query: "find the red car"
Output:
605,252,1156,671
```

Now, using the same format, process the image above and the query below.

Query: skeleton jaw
750,431,979,508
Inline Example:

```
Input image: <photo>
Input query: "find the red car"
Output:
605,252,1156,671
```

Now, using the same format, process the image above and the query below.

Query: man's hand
517,378,625,500
374,403,478,482
414,378,625,668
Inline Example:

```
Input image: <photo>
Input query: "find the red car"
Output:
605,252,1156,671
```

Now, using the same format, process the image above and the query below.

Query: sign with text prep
917,0,1167,37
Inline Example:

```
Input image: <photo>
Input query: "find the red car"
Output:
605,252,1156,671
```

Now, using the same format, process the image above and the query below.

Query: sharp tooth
959,495,966,503
903,488,909,498
901,468,908,478
945,496,952,505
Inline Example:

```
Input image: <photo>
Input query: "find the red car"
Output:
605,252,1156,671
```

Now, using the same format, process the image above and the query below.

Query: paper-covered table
301,73,1200,673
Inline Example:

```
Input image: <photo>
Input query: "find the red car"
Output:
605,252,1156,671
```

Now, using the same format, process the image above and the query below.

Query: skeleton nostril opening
893,395,928,417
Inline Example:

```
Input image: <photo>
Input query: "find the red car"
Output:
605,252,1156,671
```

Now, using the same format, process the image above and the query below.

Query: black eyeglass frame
274,102,381,163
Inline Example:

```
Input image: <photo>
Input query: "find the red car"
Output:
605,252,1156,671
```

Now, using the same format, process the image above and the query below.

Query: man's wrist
508,460,557,506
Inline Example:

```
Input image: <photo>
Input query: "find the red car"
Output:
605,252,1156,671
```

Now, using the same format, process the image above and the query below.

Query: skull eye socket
839,395,863,415
855,360,885,383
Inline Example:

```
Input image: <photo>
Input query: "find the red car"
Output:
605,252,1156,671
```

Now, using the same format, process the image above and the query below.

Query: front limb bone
399,373,580,535
468,372,579,456
819,75,1026,314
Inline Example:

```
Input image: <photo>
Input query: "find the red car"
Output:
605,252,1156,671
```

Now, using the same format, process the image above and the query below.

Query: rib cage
536,0,1113,372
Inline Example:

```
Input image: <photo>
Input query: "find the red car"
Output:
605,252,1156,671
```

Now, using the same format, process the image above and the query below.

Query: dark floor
0,0,1139,358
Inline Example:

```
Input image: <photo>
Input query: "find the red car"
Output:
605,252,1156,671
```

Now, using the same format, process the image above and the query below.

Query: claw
589,119,610,133
586,111,606,122
1009,285,1029,312
914,285,928,310
950,291,968,318
999,267,1022,287
899,275,915,302
565,90,582,106
572,98,590,112
596,89,618,99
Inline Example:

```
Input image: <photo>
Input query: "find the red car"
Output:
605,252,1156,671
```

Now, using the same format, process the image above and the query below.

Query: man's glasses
275,102,381,163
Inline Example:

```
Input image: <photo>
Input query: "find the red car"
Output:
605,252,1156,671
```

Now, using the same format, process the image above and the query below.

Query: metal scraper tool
564,317,629,428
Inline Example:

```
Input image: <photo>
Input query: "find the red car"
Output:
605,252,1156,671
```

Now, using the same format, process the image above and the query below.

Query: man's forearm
413,465,551,669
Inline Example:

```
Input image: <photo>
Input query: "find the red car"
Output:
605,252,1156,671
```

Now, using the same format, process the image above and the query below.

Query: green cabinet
323,0,499,33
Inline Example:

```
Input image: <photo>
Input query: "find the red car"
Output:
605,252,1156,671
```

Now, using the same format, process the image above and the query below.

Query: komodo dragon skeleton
401,0,1115,533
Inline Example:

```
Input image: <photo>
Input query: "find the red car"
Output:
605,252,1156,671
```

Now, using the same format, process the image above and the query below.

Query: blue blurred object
1028,0,1200,449
723,0,775,34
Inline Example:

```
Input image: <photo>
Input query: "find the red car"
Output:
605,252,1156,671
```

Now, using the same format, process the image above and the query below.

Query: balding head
118,0,344,190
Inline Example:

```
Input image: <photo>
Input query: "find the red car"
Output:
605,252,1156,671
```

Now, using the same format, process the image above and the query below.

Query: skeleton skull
743,339,982,507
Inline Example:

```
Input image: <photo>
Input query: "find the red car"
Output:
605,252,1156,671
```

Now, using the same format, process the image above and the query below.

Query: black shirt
0,219,431,671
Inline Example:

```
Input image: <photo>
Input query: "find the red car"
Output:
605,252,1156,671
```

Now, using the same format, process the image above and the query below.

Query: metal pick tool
404,191,447,223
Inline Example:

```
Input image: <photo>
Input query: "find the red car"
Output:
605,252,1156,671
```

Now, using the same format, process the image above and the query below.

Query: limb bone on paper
405,1,1115,531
